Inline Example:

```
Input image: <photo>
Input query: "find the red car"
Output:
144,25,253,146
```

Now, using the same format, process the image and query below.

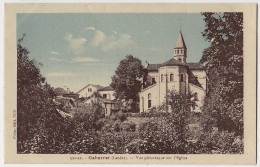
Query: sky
17,13,210,92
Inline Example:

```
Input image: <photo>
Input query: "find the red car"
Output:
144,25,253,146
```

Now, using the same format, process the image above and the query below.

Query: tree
17,34,71,153
111,55,145,110
200,13,243,135
167,91,196,153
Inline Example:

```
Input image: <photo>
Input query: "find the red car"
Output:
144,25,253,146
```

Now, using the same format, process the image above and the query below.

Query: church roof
175,31,187,49
161,58,187,67
147,61,204,72
147,64,161,71
187,69,203,88
187,63,204,70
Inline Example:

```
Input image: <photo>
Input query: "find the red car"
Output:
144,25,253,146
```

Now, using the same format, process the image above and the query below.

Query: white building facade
77,84,103,98
139,31,207,113
98,86,116,100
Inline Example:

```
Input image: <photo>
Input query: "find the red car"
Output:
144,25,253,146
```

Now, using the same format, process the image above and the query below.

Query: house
84,97,116,116
139,31,207,113
97,86,116,100
77,84,103,98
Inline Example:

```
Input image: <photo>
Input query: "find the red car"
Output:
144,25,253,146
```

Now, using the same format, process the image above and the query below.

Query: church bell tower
174,31,187,63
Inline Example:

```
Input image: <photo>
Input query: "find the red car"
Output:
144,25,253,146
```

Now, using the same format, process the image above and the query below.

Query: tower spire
174,31,187,63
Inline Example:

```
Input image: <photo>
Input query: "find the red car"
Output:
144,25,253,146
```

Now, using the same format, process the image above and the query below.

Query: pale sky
17,13,210,92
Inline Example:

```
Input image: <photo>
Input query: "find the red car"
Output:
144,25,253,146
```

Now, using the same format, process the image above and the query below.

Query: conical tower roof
174,31,187,49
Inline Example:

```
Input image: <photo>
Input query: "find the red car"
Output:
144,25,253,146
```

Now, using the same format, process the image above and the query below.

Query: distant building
98,86,116,100
139,31,207,113
84,97,116,116
77,84,103,98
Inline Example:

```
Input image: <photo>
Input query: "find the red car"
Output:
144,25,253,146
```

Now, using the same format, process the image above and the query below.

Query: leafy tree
17,34,71,153
200,13,243,135
167,91,196,153
111,55,145,110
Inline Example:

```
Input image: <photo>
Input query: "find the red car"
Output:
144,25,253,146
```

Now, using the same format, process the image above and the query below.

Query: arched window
152,78,156,84
170,74,174,81
177,49,179,54
148,93,151,108
161,74,163,82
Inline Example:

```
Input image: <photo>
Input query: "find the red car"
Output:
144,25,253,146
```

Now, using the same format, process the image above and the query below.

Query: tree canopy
17,34,70,152
111,55,145,104
200,13,243,135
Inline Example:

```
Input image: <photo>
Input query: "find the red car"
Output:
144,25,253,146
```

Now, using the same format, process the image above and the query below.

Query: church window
180,74,184,82
178,58,182,62
170,74,174,81
152,78,156,84
161,74,163,82
177,49,179,54
148,93,151,108
103,94,107,99
88,88,92,92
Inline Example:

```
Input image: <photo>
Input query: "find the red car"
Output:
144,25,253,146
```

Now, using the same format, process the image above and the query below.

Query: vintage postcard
4,3,256,164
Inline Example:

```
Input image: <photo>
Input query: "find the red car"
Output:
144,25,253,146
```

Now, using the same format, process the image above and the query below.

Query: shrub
110,114,117,121
118,110,126,121
114,122,120,132
120,122,136,132
138,121,158,131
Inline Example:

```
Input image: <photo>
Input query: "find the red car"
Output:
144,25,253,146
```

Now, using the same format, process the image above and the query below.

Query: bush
110,114,117,121
118,110,126,121
139,121,158,131
120,122,136,132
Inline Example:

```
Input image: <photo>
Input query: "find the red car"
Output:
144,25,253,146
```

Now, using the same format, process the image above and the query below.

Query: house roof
187,63,204,70
98,86,114,91
175,31,187,49
187,69,203,88
76,84,103,93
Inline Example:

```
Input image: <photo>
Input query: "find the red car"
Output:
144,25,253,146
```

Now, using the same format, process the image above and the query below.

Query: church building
139,31,207,112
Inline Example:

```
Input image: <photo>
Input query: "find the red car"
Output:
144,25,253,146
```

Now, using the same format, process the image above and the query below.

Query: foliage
117,110,127,121
200,12,243,135
53,87,67,96
17,34,71,153
167,91,196,150
111,55,145,106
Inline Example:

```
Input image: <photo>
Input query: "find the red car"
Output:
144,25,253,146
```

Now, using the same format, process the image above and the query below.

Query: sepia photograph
4,3,256,164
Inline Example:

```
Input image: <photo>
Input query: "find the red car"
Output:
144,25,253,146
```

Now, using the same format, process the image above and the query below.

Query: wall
158,66,184,104
179,66,189,94
104,103,115,116
139,84,159,112
98,90,116,100
78,85,100,98
147,71,159,84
